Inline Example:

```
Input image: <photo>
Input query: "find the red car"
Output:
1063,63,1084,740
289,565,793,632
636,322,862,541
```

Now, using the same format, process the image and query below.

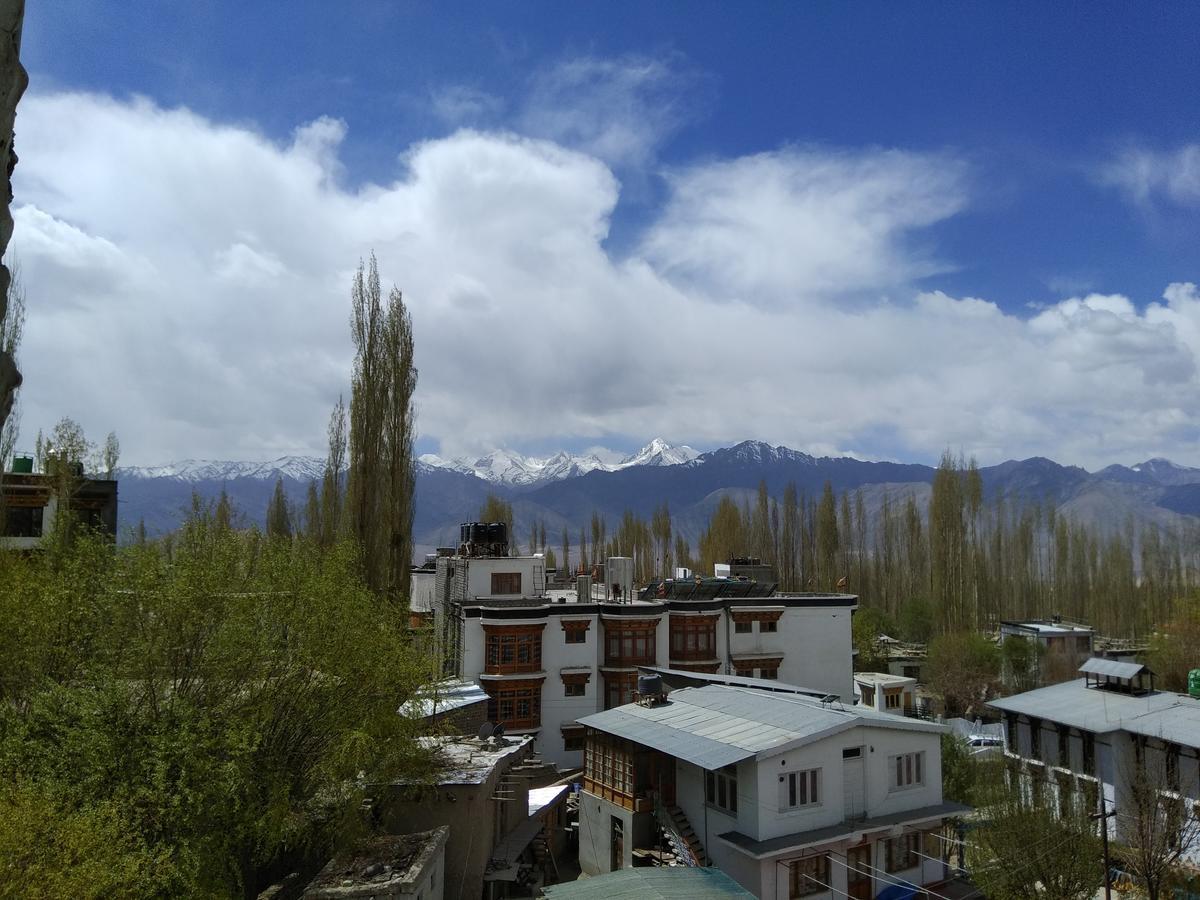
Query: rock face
0,0,25,435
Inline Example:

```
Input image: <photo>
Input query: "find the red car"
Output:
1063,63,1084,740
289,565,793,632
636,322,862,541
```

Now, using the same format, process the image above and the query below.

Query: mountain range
113,440,1200,555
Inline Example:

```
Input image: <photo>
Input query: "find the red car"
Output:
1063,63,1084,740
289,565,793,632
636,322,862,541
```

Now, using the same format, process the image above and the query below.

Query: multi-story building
1,456,118,549
576,681,964,898
426,525,858,769
989,658,1200,857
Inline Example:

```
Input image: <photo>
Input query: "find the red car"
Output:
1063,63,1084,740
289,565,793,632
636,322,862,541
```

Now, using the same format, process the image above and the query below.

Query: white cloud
518,54,706,169
1099,143,1200,206
8,89,1200,470
642,148,968,306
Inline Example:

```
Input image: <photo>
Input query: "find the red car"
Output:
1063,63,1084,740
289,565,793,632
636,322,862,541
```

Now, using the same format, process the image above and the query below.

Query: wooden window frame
561,671,590,698
562,727,585,753
885,833,919,872
561,619,591,644
483,624,545,675
490,572,522,595
603,619,659,667
734,620,753,634
484,679,542,730
669,615,718,662
603,672,638,710
890,751,924,791
584,731,635,807
788,854,830,898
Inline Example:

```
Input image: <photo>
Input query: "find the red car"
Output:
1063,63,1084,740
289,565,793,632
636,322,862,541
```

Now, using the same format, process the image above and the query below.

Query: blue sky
11,3,1200,467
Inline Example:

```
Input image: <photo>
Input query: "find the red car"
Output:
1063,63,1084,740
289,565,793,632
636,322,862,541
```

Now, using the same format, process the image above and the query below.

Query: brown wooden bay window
669,614,718,662
484,623,545,675
603,619,659,667
485,679,542,729
585,731,635,804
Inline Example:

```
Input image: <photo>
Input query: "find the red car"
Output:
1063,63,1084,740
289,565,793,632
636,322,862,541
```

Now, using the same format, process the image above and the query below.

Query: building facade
577,683,964,899
425,545,858,769
989,659,1200,860
1,470,118,549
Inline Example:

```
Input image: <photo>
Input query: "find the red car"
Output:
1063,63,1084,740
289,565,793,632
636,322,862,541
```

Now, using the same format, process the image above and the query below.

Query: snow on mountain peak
420,439,699,486
118,455,326,483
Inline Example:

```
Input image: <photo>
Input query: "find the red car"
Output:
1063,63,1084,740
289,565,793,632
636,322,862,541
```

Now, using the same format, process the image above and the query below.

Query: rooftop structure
578,683,963,898
1,468,118,549
854,672,920,716
540,866,755,899
416,734,534,785
301,827,448,899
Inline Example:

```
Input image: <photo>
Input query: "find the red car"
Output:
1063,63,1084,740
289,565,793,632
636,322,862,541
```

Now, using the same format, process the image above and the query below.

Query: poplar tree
346,255,418,603
265,476,292,540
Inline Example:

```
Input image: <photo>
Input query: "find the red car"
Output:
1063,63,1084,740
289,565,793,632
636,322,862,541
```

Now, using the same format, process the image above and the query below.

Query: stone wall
0,0,25,434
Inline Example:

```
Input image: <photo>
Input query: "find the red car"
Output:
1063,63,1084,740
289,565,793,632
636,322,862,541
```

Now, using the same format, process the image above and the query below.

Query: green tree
927,631,1000,717
852,607,894,672
1000,634,1044,693
815,481,839,588
0,524,439,897
971,764,1102,900
265,476,292,540
346,254,418,603
480,494,515,551
698,495,743,576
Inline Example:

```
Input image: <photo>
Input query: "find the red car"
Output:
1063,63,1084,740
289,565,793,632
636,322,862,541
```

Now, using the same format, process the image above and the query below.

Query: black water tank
488,522,507,545
471,523,489,543
637,673,664,697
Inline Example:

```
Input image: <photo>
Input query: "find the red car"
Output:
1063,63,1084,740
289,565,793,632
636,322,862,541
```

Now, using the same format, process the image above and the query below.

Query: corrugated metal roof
989,679,1200,744
541,867,755,899
577,685,943,769
1078,657,1150,679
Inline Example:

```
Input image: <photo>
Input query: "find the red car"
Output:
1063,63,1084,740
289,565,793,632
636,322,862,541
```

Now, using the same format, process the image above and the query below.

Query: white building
576,683,964,899
853,673,919,716
427,539,858,769
989,658,1200,857
999,619,1094,682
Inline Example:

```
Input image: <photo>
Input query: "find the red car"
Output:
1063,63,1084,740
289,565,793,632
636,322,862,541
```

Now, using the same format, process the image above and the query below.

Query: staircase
657,805,710,867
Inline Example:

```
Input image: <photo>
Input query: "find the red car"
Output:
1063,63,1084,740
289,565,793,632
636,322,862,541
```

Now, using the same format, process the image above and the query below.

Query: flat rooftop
542,866,755,899
1001,620,1094,635
417,734,532,785
854,672,917,687
302,827,448,898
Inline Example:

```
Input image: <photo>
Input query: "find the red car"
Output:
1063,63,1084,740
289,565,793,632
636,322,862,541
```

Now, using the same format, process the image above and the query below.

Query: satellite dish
492,723,506,738
478,721,495,741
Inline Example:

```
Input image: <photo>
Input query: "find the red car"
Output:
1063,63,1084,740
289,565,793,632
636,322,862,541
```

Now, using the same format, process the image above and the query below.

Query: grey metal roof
717,801,971,859
989,679,1200,745
541,867,755,899
1078,657,1150,679
641,666,828,698
577,685,944,770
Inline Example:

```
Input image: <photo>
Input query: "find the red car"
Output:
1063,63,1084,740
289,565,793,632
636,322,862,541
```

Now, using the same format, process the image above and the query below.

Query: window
1167,743,1181,791
760,666,779,680
780,768,820,810
705,765,738,814
490,572,522,595
562,728,585,753
604,672,637,709
565,682,585,697
586,733,633,797
885,691,901,710
2,504,43,537
669,615,718,661
1082,731,1095,775
734,662,756,677
484,626,543,674
762,619,778,633
1058,726,1070,767
485,683,541,729
562,620,591,643
788,854,830,898
734,620,752,634
1006,715,1018,753
891,752,924,790
885,833,919,872
1029,717,1042,758
603,621,658,666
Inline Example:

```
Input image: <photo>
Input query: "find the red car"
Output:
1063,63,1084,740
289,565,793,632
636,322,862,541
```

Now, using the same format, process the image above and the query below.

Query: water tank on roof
10,455,32,474
608,556,634,603
1189,669,1200,699
637,673,664,698
488,522,507,544
471,523,489,543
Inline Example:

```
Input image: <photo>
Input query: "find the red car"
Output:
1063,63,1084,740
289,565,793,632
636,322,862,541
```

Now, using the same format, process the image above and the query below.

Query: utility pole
1092,800,1117,900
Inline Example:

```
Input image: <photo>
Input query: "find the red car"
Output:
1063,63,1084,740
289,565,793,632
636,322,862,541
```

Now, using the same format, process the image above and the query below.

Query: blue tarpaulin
875,883,919,900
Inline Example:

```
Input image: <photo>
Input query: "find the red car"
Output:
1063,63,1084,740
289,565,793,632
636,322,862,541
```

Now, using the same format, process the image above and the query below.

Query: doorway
843,746,865,821
610,815,624,871
846,843,873,900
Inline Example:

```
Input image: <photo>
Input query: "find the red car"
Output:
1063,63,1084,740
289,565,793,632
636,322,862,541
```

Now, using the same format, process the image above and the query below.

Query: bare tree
102,431,119,479
1118,741,1200,900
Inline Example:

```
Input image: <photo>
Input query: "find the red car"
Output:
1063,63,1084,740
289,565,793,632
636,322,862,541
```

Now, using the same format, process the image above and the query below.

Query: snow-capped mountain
117,455,326,483
418,439,699,487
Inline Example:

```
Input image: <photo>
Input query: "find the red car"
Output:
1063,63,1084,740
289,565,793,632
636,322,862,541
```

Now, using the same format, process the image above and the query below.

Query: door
846,843,873,900
843,746,865,821
610,815,624,871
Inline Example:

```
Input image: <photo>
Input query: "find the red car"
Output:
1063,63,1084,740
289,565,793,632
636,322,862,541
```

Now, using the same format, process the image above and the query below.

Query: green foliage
927,631,1000,717
1148,597,1200,692
896,597,934,643
1000,635,1044,693
971,764,1103,900
0,519,438,896
852,607,894,672
939,733,976,805
698,495,743,576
